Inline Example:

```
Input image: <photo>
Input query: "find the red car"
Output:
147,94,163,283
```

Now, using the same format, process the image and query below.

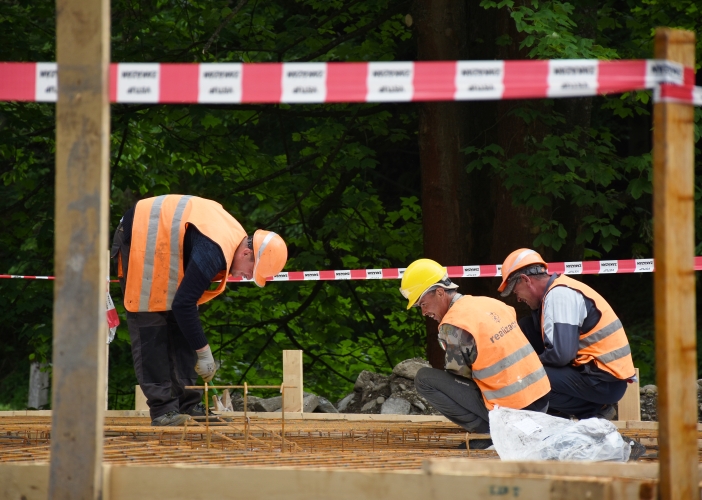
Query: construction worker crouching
498,249,636,420
400,259,551,449
111,195,287,426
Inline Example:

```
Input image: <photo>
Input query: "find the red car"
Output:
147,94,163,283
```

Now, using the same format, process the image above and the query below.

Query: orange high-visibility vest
542,275,635,379
123,195,247,313
440,296,550,410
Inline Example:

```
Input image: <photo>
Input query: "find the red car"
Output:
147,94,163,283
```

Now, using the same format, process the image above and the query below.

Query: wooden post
283,350,303,412
653,27,697,500
617,368,641,421
49,0,110,498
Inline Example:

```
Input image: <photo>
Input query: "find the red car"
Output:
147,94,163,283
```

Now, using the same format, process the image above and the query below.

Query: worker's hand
194,345,217,382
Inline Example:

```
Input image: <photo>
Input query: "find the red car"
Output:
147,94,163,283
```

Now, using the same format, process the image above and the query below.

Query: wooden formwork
2,413,702,499
2,413,700,465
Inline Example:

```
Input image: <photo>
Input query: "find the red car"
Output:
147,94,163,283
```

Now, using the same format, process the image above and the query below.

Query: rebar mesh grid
0,415,680,468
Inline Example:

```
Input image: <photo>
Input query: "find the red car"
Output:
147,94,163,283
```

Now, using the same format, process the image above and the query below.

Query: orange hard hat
252,230,288,287
498,248,548,296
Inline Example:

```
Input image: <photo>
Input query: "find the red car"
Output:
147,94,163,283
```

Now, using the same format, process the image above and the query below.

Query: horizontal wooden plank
106,463,613,500
6,462,702,500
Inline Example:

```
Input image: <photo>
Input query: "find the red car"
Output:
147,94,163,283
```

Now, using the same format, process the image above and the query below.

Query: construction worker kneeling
498,249,636,421
400,259,551,449
111,195,288,427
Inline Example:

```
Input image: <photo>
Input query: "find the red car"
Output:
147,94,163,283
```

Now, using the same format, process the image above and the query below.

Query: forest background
1,0,701,410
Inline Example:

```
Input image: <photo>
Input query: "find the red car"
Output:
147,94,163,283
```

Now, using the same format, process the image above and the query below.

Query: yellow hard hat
498,248,548,296
400,258,458,310
252,230,288,287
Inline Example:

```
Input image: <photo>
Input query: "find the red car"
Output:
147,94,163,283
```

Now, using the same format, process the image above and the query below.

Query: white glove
194,346,217,382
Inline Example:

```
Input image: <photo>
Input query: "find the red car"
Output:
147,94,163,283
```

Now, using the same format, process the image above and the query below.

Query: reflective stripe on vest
440,295,550,411
472,343,533,380
482,366,548,401
138,195,192,311
543,275,635,379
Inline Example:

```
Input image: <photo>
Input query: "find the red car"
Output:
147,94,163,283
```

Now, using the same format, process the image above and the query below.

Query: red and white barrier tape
655,83,702,106
106,290,119,341
232,256,700,282
0,59,691,104
4,257,702,283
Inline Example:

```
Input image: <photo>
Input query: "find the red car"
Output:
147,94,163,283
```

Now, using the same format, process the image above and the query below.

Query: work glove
194,346,217,382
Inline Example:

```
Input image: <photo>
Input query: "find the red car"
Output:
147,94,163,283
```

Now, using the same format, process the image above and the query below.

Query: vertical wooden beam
653,27,697,500
283,350,303,412
617,368,640,422
49,0,110,498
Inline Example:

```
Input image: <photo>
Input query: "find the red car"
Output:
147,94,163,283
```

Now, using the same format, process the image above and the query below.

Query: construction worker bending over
400,259,551,449
498,249,636,420
111,195,287,426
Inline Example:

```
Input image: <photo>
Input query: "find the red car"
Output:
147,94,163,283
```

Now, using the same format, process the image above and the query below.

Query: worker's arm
171,228,226,351
538,286,586,367
438,323,476,378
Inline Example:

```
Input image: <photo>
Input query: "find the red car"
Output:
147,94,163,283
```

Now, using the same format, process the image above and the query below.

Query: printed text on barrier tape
4,257,702,282
0,59,689,104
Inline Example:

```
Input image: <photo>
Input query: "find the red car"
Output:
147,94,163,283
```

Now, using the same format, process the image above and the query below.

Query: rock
642,384,658,395
373,382,388,393
381,397,411,415
303,394,319,413
241,395,263,411
361,400,377,412
354,370,376,392
315,396,339,413
392,358,431,381
412,401,426,411
336,393,355,412
376,396,385,404
252,396,282,412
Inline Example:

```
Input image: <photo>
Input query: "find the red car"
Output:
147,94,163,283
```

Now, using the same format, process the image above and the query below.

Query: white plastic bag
489,406,631,462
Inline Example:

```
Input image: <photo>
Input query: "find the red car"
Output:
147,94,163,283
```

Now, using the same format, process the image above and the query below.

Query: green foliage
1,0,424,409
480,0,618,59
466,124,652,253
468,0,702,259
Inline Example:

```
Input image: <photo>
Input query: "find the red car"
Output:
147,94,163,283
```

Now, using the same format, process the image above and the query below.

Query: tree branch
203,0,250,56
236,329,276,384
112,123,130,171
345,281,394,370
233,153,320,193
281,324,354,383
262,124,353,227
214,281,325,354
292,2,408,62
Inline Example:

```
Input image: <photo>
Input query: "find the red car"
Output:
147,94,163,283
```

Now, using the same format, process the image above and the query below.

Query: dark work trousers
518,314,628,419
415,368,491,433
111,223,202,420
414,367,550,434
544,365,627,419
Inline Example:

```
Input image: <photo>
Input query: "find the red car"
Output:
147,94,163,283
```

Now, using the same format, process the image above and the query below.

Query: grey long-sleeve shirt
539,274,620,382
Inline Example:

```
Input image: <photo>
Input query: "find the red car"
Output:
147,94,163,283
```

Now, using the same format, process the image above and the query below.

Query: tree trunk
413,0,468,368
